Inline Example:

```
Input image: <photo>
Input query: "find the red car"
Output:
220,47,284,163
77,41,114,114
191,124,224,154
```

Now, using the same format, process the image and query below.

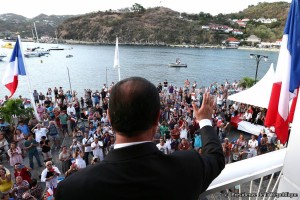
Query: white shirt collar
114,141,151,149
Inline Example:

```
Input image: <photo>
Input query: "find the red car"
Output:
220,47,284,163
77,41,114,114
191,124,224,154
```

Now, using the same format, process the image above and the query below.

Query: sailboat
48,31,64,50
113,37,121,81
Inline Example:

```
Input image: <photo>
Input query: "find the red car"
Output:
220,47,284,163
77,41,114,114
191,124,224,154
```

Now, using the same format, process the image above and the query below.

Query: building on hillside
245,35,261,46
223,37,240,47
232,29,243,35
236,20,247,28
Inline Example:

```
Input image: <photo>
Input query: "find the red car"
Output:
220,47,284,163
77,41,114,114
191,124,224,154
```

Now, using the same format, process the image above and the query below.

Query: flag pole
18,35,39,120
67,67,72,94
118,66,121,82
113,36,121,82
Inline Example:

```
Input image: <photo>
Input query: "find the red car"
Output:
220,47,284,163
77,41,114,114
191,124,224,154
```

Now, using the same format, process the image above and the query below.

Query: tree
131,3,145,13
0,99,33,126
238,77,255,89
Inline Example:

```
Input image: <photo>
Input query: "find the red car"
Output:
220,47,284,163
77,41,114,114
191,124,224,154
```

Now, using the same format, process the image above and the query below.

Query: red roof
227,37,239,42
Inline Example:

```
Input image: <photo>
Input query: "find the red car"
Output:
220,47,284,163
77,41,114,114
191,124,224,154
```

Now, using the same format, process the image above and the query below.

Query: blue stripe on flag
9,38,26,76
284,0,300,92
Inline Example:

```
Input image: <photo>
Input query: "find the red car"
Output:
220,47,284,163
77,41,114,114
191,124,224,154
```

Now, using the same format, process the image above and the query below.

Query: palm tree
0,99,33,126
238,77,256,89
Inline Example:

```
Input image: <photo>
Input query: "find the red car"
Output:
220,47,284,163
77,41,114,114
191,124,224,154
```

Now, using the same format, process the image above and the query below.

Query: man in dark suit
55,77,225,200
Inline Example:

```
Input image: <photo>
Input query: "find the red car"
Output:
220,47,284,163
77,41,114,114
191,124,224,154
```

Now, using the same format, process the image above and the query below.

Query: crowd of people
0,77,280,199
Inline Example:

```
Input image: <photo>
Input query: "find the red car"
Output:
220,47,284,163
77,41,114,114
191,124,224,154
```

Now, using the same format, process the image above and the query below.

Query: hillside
0,2,291,44
0,13,74,39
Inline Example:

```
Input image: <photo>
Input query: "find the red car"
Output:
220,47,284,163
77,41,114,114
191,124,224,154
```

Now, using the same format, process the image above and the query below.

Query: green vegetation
238,77,256,89
0,99,33,126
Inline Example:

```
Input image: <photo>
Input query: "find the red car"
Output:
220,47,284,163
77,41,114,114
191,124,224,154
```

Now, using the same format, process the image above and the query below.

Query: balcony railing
200,149,286,200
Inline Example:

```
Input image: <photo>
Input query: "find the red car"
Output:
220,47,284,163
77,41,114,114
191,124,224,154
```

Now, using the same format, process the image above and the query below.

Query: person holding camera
13,163,32,183
7,142,23,167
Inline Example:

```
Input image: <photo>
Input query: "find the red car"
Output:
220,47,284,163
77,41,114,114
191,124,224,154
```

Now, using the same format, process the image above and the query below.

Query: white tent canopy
228,64,275,108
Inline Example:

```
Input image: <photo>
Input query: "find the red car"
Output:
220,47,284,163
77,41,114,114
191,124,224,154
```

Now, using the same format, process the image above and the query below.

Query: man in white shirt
41,160,61,195
156,138,169,155
67,103,76,116
82,132,94,165
91,137,104,161
247,135,258,158
32,124,47,143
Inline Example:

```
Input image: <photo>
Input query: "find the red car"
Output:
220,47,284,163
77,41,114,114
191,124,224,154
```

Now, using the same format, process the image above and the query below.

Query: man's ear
154,110,161,126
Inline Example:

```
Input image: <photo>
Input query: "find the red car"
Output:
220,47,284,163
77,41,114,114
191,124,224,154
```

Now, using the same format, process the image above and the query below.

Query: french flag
265,0,300,144
1,36,27,98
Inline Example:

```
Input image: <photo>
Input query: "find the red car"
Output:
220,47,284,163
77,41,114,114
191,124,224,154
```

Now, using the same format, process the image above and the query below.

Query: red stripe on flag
288,88,299,122
265,82,282,126
4,75,18,98
275,114,289,144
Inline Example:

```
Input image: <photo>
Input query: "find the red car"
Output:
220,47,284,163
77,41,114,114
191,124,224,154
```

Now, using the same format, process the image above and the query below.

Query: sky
0,0,292,18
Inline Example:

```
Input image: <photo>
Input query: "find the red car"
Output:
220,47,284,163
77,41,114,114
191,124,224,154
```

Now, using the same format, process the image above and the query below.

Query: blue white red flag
265,0,300,144
1,36,26,97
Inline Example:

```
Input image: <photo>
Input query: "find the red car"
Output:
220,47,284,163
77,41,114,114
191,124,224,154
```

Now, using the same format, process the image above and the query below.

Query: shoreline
63,40,280,52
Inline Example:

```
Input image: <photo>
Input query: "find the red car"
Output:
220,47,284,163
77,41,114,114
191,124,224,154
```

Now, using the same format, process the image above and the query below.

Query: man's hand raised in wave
192,92,215,122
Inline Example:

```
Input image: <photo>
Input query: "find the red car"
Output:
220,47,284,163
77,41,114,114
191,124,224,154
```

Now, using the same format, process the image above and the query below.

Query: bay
0,42,279,98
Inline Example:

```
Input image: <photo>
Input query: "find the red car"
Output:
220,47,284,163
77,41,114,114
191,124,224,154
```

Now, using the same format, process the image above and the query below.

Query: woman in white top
73,148,86,169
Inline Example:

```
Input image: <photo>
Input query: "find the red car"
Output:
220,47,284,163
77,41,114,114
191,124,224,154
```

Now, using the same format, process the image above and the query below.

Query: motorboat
1,42,14,49
169,58,187,67
168,63,187,67
66,54,73,58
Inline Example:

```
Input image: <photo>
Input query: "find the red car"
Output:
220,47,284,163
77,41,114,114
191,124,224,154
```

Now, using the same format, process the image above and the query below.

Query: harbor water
0,42,279,98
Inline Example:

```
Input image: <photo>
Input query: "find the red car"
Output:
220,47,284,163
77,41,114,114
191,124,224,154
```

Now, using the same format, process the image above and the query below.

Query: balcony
200,149,286,199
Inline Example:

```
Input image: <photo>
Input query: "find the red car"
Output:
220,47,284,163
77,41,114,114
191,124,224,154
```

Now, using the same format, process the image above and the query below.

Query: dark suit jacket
55,126,225,200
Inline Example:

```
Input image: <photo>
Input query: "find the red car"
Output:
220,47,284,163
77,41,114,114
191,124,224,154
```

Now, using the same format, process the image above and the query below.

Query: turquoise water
0,43,279,98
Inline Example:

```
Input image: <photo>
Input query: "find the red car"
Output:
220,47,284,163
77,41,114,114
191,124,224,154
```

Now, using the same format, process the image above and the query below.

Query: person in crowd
73,147,86,169
222,138,232,164
58,146,72,175
247,135,258,158
0,167,13,196
11,175,30,200
41,160,61,196
69,139,82,155
235,134,247,150
82,132,93,165
13,163,32,183
14,128,26,157
260,134,269,154
0,132,9,163
7,142,23,167
59,110,69,137
65,162,79,178
24,134,43,169
178,138,190,150
156,138,169,155
17,121,30,139
27,178,43,200
31,123,47,143
47,120,61,150
40,136,52,162
91,136,104,161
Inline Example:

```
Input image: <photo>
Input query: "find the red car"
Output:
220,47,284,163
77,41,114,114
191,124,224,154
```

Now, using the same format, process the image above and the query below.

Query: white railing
200,149,286,199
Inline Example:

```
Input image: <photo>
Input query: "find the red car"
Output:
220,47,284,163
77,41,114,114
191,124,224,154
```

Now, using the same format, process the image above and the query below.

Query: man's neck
115,129,155,144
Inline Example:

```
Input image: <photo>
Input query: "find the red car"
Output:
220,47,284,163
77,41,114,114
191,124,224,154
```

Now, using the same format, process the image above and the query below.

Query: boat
26,47,50,55
66,54,73,58
0,53,7,61
48,31,64,50
48,46,64,51
24,51,46,58
1,42,14,49
168,58,187,67
168,63,187,67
